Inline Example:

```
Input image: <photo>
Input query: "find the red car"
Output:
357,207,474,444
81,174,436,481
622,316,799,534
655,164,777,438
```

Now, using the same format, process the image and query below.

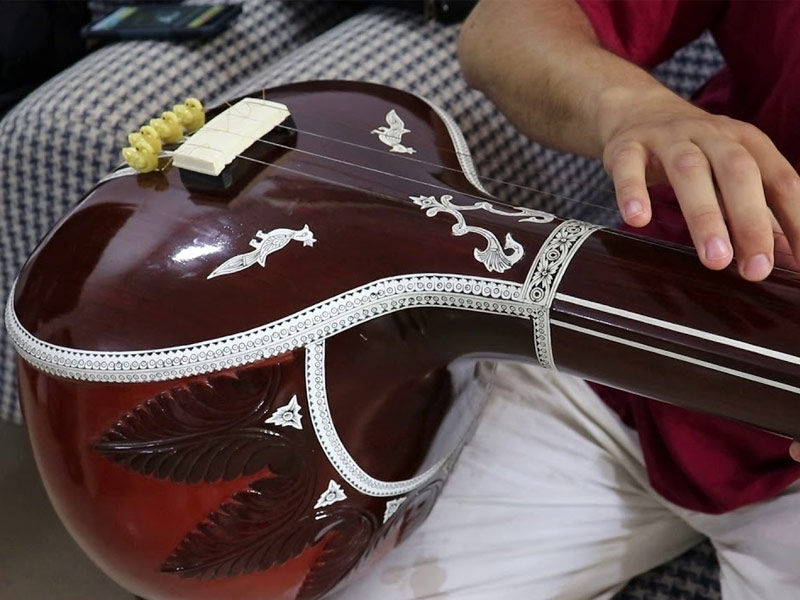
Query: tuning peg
137,124,162,154
173,97,205,133
122,138,158,173
150,111,183,144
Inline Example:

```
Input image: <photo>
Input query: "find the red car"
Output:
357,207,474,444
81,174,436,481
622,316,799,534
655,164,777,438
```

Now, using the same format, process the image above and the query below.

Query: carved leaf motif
162,474,378,590
296,507,378,600
93,366,295,483
162,472,317,579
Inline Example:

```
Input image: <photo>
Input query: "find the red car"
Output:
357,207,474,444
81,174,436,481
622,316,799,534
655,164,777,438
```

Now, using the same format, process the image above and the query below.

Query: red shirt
576,0,800,514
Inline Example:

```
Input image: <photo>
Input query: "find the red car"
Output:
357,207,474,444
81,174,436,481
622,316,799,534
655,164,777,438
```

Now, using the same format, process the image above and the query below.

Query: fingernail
623,200,644,220
704,236,731,262
744,253,772,280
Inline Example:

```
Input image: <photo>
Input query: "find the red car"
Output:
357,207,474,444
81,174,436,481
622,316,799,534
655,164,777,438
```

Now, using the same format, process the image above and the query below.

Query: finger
700,140,773,281
790,440,800,463
659,141,733,270
769,213,800,271
738,129,800,268
607,142,652,227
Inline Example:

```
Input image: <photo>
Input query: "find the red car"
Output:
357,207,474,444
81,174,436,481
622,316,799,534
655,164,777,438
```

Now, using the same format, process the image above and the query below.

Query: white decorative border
530,307,553,370
413,92,492,197
523,220,600,368
305,340,445,498
5,274,532,384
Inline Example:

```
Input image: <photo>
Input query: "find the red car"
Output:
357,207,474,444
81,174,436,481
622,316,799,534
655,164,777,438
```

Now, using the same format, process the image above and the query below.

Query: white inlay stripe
413,92,492,197
6,274,531,384
555,294,800,367
551,319,800,396
305,340,444,498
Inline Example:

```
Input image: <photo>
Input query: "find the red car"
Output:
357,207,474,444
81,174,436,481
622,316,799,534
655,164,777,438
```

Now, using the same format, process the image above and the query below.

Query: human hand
791,440,800,462
599,87,800,280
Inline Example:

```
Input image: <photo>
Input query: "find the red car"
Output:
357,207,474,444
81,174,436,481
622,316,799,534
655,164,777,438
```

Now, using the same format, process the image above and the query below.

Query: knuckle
670,148,708,175
614,176,644,199
772,170,800,198
734,120,765,142
685,207,722,229
608,140,643,166
721,148,759,180
733,222,772,247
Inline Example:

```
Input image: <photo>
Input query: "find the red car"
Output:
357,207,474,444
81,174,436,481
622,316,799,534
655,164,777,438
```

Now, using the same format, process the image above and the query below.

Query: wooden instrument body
7,81,800,600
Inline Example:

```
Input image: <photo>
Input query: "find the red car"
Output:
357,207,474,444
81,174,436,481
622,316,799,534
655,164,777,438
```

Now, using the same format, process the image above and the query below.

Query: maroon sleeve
575,0,725,69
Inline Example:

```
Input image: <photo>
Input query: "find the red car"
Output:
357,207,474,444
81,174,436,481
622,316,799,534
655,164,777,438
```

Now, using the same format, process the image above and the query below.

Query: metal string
168,118,796,264
214,106,792,242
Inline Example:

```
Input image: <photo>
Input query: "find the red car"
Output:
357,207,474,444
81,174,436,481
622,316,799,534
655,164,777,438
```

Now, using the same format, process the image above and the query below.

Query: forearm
458,0,676,158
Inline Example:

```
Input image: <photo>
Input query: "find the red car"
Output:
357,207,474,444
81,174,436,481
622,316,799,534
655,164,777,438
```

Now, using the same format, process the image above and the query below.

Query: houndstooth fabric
0,0,357,423
224,7,620,221
615,540,721,600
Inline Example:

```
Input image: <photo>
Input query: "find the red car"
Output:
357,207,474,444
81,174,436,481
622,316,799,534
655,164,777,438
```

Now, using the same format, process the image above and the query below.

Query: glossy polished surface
11,81,800,600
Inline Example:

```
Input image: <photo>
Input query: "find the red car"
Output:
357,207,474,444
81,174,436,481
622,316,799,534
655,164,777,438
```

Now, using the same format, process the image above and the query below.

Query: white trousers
339,362,800,600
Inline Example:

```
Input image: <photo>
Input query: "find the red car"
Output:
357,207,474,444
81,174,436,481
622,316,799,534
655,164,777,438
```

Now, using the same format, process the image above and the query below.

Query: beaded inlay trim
413,92,492,196
6,274,533,384
522,220,600,369
305,340,444,497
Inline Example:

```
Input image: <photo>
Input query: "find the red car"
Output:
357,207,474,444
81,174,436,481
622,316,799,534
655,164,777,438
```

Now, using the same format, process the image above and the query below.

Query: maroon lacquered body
8,81,800,600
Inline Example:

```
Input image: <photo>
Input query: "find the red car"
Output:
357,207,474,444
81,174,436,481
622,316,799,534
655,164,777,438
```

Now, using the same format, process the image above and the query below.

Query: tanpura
6,81,800,600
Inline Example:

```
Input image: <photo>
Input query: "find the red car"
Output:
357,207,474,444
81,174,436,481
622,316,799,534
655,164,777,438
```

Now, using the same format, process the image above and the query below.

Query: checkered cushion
615,540,721,600
0,0,356,423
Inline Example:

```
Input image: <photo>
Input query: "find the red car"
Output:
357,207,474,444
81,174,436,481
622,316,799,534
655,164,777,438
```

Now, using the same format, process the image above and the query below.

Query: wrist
596,84,682,149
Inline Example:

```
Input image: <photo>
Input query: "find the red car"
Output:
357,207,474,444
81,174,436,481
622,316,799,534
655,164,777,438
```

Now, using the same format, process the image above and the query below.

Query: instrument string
174,119,796,263
229,151,700,261
216,102,642,212
232,152,796,273
279,124,798,260
192,120,674,228
223,110,793,243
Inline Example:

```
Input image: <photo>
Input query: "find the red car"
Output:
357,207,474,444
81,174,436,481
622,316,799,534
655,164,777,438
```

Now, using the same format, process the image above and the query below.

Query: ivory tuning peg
154,111,184,143
149,112,183,145
173,97,205,133
122,138,158,173
137,124,162,154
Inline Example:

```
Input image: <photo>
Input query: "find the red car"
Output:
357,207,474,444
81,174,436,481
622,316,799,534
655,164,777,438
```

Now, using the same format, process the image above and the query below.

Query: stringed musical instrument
6,81,800,600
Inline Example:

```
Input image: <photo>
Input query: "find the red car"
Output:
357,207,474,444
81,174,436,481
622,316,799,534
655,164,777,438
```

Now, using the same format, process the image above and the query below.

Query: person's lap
336,362,703,600
335,362,800,600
